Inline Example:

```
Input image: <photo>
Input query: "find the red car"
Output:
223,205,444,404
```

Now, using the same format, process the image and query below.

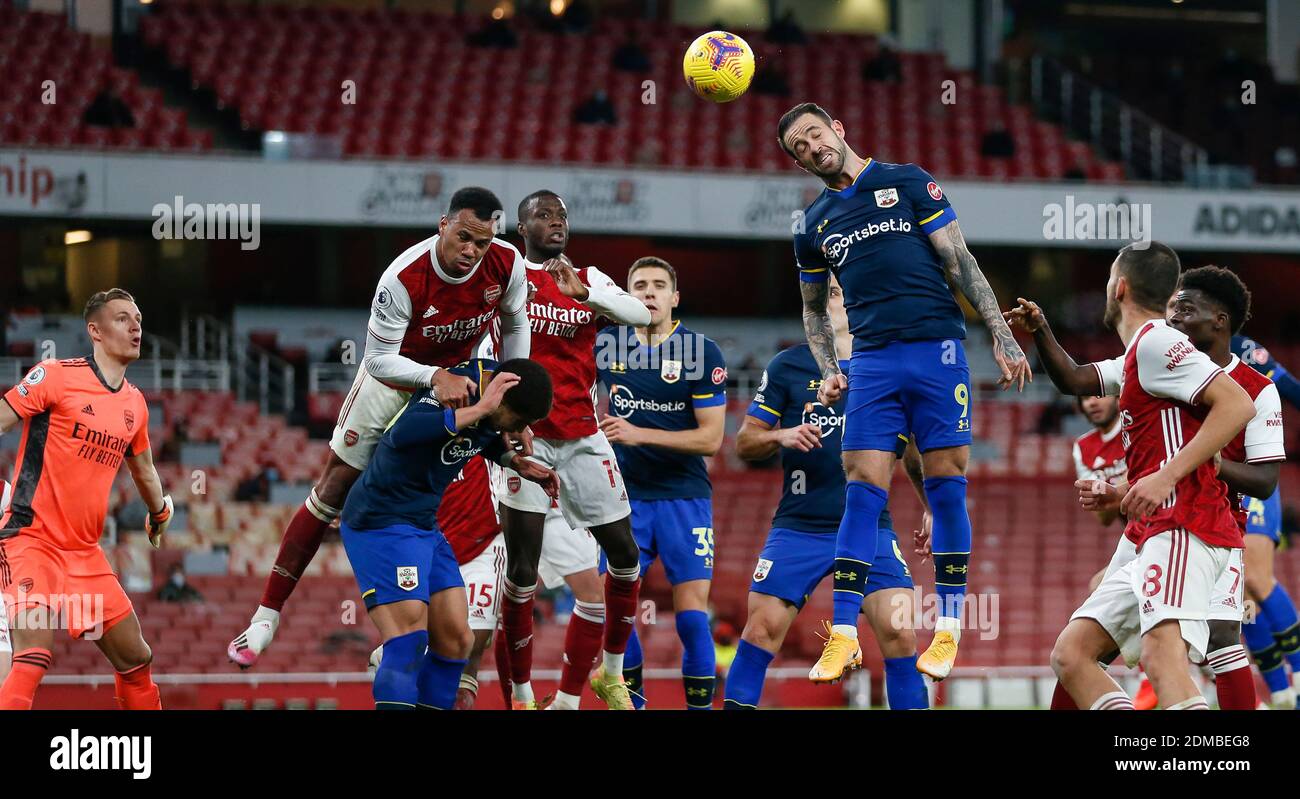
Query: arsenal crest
397,566,419,591
343,429,359,447
123,409,135,431
660,359,683,384
484,284,502,304
752,558,773,583
507,476,522,493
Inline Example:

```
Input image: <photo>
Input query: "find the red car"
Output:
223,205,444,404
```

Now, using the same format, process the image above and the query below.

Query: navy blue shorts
340,521,464,610
749,525,913,609
601,497,714,585
1244,488,1283,544
843,339,972,453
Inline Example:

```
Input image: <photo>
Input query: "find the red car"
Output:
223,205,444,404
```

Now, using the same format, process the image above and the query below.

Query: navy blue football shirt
747,344,902,534
341,359,507,532
793,159,965,351
595,322,727,500
1234,334,1300,409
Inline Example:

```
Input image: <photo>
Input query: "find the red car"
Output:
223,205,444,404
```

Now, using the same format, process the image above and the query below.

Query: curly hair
1178,265,1252,334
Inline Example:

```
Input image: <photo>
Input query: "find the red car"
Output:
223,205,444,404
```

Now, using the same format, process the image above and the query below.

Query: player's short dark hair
628,256,676,291
84,288,135,322
1115,241,1181,313
495,358,553,422
517,189,561,222
777,102,834,157
447,186,503,223
1178,265,1252,334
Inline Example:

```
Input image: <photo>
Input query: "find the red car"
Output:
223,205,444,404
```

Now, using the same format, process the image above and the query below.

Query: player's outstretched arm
799,280,846,404
735,416,821,461
1003,298,1103,396
1217,459,1280,503
928,219,1031,391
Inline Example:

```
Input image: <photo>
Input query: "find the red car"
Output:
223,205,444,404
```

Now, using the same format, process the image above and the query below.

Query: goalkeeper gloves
146,495,173,549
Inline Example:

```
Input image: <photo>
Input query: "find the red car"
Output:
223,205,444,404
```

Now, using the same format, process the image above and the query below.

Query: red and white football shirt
1218,355,1285,529
1094,319,1241,550
1073,418,1127,483
365,235,527,388
437,456,501,566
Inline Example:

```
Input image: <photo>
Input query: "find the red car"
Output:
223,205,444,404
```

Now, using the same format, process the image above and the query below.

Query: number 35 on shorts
693,527,715,568
954,383,971,433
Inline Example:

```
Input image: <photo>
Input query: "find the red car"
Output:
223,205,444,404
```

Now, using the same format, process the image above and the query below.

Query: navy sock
417,649,468,710
1259,583,1300,672
833,481,887,626
373,630,426,710
925,476,972,620
723,639,775,709
1242,616,1290,694
884,655,929,709
677,609,716,709
624,626,646,709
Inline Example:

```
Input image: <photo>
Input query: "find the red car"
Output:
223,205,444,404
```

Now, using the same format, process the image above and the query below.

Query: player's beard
1102,294,1121,331
810,140,847,178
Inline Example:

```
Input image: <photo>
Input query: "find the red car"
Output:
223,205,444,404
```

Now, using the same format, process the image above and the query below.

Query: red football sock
603,569,640,655
1049,681,1078,710
1207,645,1256,710
114,662,162,710
0,648,51,710
500,579,536,687
559,601,605,697
494,626,512,707
259,497,335,611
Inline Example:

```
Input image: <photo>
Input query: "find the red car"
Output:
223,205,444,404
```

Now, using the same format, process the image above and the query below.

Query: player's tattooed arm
800,280,847,404
929,220,1032,391
1002,298,1103,396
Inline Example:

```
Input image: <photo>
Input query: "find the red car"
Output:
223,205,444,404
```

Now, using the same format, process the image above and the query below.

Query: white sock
512,681,534,703
1271,689,1296,709
550,691,580,710
1090,691,1135,710
935,615,961,642
831,624,858,640
252,605,280,630
602,650,624,675
1166,696,1209,710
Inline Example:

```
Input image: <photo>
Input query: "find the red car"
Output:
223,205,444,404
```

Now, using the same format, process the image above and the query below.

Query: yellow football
682,30,755,103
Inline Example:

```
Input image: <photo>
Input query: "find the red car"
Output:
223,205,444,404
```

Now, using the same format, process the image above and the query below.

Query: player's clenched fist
1075,478,1125,513
1003,297,1047,334
779,423,823,452
432,367,477,408
599,416,642,446
545,254,589,301
817,373,847,405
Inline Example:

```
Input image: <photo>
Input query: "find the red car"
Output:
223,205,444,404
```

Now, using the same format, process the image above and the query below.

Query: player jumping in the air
1232,334,1300,706
726,275,930,708
0,289,174,710
229,187,530,668
596,257,727,709
340,358,557,709
776,102,1031,682
1012,243,1256,710
1032,266,1284,710
492,190,651,711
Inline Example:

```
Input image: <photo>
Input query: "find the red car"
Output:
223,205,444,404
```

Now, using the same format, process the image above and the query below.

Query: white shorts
0,600,10,655
329,369,412,472
459,533,507,632
1207,547,1246,623
1072,529,1230,667
1101,535,1138,580
497,433,629,530
538,506,600,590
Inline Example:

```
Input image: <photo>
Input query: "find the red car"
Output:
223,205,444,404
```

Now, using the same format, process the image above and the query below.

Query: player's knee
741,606,785,651
505,560,539,586
1245,573,1274,603
316,460,360,507
1050,629,1087,678
1206,621,1240,653
602,536,640,572
875,623,916,658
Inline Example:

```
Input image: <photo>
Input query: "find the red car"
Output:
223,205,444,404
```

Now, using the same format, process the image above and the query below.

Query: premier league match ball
682,30,755,103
